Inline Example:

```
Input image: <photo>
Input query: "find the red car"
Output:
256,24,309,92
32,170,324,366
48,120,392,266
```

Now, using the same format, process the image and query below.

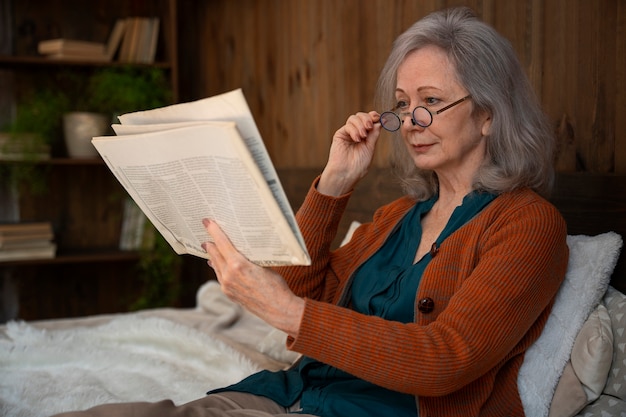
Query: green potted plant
1,89,68,159
0,89,69,194
87,67,171,115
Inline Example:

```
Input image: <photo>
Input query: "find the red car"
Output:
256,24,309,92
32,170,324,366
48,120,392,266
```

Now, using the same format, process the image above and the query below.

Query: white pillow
340,220,361,247
518,232,623,417
548,362,588,417
548,303,614,417
571,303,613,401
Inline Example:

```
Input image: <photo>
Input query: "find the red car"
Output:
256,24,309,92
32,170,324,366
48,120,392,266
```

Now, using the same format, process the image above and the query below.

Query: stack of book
37,18,126,62
0,222,56,262
38,38,109,61
37,16,159,63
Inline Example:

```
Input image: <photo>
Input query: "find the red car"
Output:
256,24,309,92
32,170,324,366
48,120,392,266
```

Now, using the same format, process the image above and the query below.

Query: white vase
63,112,108,158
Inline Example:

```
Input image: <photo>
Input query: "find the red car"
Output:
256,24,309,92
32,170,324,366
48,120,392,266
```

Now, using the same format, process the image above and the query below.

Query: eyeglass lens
379,112,402,131
412,107,433,128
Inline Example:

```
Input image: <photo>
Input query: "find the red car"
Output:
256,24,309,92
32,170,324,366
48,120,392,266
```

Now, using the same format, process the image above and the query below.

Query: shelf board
45,157,105,166
0,157,105,166
0,249,140,266
0,55,172,69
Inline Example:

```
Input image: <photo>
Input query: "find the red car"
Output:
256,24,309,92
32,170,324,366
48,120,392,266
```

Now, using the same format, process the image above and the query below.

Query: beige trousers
51,391,318,417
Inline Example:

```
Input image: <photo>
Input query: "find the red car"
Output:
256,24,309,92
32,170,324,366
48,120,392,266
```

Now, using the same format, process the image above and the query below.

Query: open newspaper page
92,90,311,266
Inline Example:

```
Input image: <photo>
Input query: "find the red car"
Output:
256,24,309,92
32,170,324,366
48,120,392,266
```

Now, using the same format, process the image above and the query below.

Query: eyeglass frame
379,95,472,131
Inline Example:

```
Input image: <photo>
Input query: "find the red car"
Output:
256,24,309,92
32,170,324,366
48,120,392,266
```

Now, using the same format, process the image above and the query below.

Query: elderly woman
54,6,568,417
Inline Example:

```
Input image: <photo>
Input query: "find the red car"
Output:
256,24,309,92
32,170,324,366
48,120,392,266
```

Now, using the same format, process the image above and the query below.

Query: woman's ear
481,113,492,137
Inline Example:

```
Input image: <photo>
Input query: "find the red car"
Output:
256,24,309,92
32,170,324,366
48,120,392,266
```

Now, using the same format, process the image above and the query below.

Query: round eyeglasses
379,95,471,131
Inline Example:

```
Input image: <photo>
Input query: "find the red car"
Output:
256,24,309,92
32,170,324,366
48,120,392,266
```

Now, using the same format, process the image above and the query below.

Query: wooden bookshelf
0,0,180,321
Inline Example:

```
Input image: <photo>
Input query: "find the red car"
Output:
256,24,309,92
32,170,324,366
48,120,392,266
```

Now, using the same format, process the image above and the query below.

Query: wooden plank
585,0,616,173
551,173,626,293
616,0,626,174
527,0,544,95
543,0,578,171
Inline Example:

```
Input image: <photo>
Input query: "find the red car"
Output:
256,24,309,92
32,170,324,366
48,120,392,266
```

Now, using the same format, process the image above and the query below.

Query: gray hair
376,7,555,200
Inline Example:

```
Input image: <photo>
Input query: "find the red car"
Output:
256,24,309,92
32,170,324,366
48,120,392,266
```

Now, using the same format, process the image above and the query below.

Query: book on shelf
0,0,13,55
0,222,53,237
105,18,127,60
37,18,127,62
0,238,55,250
0,243,57,261
119,197,154,251
0,222,56,261
0,181,19,223
38,38,106,56
91,89,311,267
118,17,159,64
41,52,111,62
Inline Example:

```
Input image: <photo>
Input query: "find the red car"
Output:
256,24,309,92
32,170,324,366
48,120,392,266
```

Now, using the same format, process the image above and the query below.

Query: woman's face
395,45,491,182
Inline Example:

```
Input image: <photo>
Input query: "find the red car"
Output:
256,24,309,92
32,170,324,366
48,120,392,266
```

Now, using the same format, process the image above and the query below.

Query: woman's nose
398,112,413,125
400,112,420,129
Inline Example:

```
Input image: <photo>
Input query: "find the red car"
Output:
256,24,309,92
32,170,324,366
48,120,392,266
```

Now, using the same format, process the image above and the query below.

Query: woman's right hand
318,111,382,197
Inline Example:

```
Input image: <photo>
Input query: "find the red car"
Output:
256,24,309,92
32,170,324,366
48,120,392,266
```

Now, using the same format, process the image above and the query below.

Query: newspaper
92,89,310,266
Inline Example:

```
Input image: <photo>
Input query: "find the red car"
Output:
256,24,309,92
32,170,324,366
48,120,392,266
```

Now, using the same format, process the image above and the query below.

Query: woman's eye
394,100,409,110
425,97,440,106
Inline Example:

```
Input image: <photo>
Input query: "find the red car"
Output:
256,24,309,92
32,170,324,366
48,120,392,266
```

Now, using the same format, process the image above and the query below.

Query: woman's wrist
318,169,358,197
281,296,305,338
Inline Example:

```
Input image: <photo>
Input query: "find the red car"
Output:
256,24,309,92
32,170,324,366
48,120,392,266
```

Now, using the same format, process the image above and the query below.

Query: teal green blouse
209,191,496,417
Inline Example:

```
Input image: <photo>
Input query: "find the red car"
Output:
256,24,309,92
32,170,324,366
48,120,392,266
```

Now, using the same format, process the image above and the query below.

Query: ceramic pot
63,112,108,158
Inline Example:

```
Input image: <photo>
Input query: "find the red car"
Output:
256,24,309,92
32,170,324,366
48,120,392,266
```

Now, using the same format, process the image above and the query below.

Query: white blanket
0,315,263,417
0,281,296,417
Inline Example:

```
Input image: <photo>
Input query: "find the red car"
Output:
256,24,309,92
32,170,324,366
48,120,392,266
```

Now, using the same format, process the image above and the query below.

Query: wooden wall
178,0,626,174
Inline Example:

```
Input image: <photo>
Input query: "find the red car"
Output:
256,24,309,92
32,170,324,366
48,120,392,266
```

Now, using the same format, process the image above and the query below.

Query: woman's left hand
202,218,304,338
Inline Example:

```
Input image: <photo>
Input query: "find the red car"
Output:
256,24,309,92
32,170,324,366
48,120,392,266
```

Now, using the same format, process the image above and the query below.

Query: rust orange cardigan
275,178,569,417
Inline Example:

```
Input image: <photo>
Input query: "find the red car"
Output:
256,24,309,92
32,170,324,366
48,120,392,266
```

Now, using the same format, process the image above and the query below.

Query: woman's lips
412,143,434,152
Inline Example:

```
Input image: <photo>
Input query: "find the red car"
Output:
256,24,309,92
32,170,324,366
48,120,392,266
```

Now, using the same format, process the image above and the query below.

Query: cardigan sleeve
273,176,351,302
285,189,569,398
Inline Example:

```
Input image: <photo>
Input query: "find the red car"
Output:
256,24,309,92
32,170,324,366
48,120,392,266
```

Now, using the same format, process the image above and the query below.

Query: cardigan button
418,297,435,314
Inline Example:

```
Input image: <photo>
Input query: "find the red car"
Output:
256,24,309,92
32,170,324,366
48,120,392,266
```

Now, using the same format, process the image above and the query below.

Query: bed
1,169,625,417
